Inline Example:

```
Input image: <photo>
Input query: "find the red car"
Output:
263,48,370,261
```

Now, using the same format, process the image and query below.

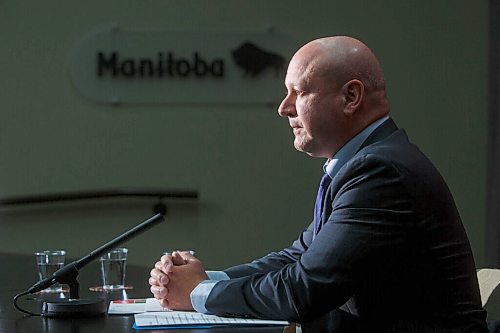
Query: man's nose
277,94,296,118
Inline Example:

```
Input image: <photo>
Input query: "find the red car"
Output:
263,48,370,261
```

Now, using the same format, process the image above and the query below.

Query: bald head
300,36,386,92
278,36,390,158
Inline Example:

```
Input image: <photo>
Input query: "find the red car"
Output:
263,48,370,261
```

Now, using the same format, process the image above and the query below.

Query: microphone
23,213,164,317
27,264,78,294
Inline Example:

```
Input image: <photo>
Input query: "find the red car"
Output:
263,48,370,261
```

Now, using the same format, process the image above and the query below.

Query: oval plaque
69,25,296,105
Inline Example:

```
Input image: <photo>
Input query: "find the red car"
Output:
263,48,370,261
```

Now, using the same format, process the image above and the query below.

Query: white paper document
108,298,170,314
144,297,171,312
134,310,289,327
107,299,147,314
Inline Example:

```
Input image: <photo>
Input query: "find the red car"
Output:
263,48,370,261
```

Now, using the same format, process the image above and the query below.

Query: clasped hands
149,251,208,311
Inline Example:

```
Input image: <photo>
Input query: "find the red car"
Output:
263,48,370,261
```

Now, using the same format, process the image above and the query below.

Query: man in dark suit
149,36,487,332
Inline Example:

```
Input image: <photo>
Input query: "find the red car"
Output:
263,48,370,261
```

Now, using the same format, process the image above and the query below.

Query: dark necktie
314,173,332,236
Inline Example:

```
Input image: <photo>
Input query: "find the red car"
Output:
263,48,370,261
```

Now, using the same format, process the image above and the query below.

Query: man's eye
283,89,304,97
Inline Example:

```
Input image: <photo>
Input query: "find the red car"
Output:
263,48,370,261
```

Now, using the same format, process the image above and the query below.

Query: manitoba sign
69,26,295,105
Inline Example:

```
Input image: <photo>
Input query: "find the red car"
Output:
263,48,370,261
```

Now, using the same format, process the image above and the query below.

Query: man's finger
150,285,161,299
172,251,188,265
158,256,174,273
149,276,168,287
150,267,161,279
150,268,169,284
149,276,159,286
150,285,168,298
172,250,197,265
179,250,196,259
160,254,172,264
159,298,170,308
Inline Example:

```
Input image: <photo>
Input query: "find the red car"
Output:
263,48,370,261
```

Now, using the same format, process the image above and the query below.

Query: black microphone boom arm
27,213,164,296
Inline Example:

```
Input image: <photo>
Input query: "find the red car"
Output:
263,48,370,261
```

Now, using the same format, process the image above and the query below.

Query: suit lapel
317,117,399,233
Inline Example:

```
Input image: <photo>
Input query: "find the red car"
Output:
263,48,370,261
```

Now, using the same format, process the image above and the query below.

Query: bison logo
232,42,285,77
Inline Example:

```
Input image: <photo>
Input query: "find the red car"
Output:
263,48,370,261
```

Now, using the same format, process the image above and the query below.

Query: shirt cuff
190,280,220,314
190,271,229,313
206,271,230,281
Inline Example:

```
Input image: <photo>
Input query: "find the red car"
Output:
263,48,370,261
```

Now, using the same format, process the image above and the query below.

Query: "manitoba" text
97,51,225,78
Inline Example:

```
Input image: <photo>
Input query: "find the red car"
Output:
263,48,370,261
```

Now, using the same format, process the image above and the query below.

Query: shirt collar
324,116,389,178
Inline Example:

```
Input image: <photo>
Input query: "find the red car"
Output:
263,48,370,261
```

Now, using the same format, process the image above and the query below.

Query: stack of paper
133,310,289,330
108,298,289,329
107,299,147,315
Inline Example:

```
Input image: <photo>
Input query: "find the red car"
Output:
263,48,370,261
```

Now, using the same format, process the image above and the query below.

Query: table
0,253,291,333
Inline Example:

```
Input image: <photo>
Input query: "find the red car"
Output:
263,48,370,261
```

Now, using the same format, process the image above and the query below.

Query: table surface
0,253,289,333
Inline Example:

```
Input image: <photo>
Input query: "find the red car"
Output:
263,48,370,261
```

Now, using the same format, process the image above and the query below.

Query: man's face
278,49,345,158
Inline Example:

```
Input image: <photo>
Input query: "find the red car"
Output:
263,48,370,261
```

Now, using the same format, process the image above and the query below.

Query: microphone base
41,299,106,318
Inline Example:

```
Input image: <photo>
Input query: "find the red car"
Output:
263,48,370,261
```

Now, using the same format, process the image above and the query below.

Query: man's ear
342,79,364,117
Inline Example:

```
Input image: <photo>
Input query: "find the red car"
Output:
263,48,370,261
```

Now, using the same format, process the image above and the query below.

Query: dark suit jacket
206,118,487,332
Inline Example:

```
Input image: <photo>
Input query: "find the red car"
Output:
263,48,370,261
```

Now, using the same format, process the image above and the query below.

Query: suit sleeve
223,222,315,278
205,154,415,322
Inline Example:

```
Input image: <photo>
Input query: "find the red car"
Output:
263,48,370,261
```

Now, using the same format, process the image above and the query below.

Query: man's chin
294,141,327,158
294,141,313,156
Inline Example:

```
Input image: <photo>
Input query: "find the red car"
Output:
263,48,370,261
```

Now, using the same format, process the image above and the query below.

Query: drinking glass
34,250,66,292
100,248,128,290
